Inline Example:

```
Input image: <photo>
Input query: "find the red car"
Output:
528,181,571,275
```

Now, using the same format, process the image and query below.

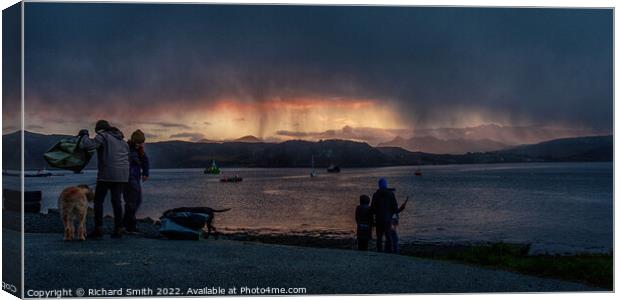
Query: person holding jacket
370,177,399,253
122,130,150,234
79,120,129,239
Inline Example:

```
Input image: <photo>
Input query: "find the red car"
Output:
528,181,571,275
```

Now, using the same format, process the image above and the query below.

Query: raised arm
80,131,105,151
397,196,409,213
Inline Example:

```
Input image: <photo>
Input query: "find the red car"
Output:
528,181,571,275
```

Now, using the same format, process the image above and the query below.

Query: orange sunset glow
184,98,404,140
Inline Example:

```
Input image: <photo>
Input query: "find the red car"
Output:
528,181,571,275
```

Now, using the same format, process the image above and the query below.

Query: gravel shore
5,210,599,294
21,231,597,295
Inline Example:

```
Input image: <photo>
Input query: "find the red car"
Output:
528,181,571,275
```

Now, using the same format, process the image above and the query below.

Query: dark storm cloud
24,4,613,131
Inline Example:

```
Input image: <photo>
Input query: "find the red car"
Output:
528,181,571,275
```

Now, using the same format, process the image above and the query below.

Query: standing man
79,120,129,239
371,177,399,253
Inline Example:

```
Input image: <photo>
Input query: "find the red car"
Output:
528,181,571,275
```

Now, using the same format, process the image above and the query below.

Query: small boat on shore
415,169,422,176
220,175,243,183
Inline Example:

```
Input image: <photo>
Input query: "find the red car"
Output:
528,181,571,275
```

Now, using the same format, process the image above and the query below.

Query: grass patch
401,242,613,290
225,233,613,290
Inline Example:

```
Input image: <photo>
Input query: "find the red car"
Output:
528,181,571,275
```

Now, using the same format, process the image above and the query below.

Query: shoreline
8,160,613,173
17,209,611,256
9,209,612,290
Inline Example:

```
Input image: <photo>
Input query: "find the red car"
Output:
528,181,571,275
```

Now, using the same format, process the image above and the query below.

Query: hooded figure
79,120,129,239
371,177,399,253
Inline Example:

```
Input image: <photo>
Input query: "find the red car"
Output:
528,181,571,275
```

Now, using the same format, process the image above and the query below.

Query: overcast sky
10,4,613,143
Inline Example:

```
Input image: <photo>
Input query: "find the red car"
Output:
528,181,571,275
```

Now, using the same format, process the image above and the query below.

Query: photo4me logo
3,281,17,294
239,286,307,295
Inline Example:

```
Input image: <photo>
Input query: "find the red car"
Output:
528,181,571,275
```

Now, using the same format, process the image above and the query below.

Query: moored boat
204,160,221,174
327,163,340,173
310,155,317,177
220,175,243,182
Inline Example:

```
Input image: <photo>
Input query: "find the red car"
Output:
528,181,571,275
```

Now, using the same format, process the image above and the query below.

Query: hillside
2,131,612,170
146,139,395,168
379,135,508,154
496,135,613,162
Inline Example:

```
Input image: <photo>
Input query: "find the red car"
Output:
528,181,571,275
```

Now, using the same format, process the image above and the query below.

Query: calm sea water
21,162,613,252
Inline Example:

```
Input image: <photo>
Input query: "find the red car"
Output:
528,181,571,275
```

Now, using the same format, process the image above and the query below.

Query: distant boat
310,155,317,178
204,160,221,174
220,175,243,183
25,172,53,178
327,163,340,173
23,169,53,178
2,170,18,177
414,169,422,176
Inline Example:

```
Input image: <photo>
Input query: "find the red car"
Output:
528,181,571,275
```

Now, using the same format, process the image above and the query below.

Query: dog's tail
212,208,231,213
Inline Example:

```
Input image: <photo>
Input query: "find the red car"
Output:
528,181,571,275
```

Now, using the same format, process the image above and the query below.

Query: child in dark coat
122,129,150,234
355,195,373,250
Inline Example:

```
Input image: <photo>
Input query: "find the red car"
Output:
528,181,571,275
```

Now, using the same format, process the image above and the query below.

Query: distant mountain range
379,124,607,154
495,135,613,161
2,131,612,170
378,135,508,154
411,124,603,145
196,135,264,143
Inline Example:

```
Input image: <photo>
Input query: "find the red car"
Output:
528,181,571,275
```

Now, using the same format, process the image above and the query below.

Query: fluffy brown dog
58,185,94,241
